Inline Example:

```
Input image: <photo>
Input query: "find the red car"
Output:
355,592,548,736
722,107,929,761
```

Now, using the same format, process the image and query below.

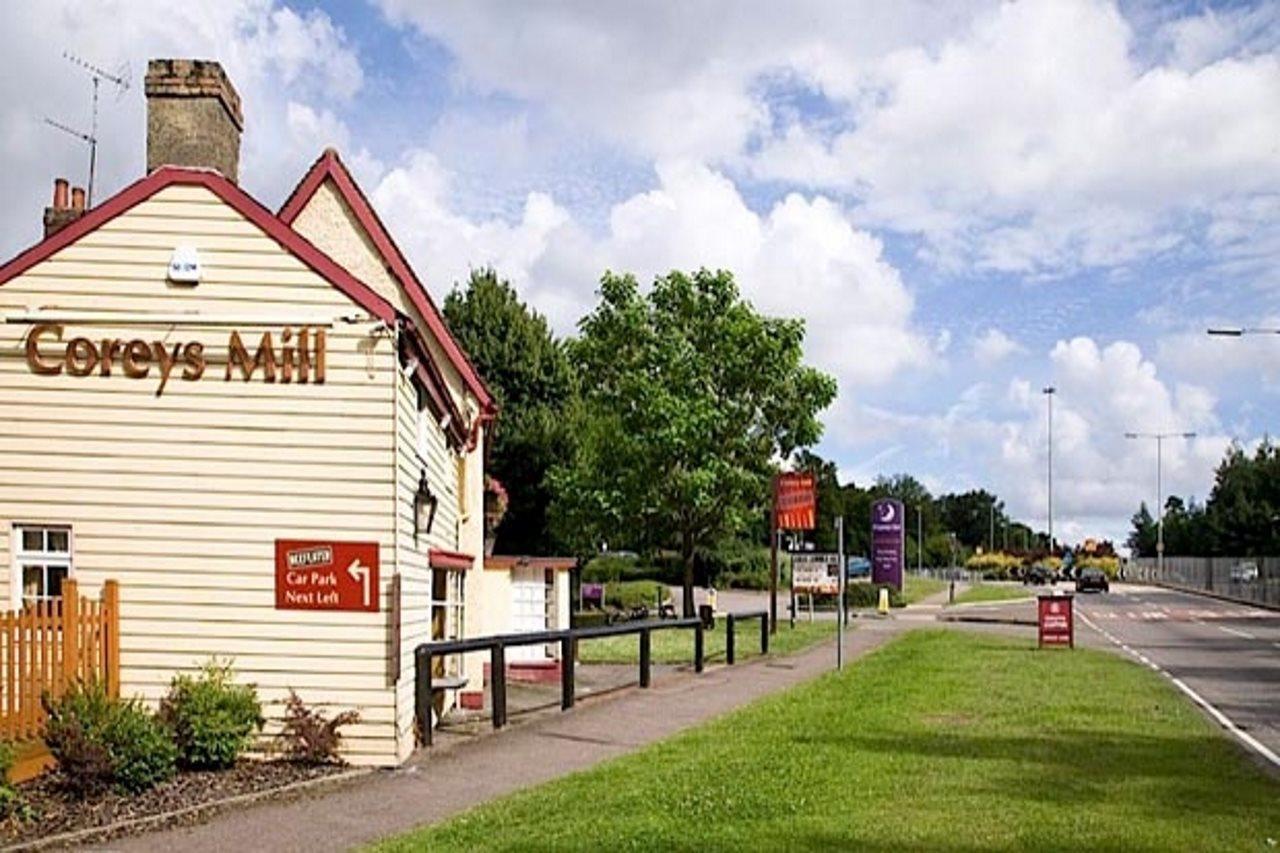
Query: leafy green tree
549,269,838,615
1127,503,1156,557
443,270,576,554
937,489,1004,551
796,450,845,552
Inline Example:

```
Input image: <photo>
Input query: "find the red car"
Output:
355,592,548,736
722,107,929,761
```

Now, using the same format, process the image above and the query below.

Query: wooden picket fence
0,579,120,743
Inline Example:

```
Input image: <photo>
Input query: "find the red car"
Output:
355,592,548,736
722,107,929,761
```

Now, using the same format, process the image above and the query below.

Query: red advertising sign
776,472,816,530
275,540,379,612
1037,594,1074,648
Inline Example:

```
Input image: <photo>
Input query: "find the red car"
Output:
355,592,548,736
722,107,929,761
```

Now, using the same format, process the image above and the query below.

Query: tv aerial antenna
44,51,130,209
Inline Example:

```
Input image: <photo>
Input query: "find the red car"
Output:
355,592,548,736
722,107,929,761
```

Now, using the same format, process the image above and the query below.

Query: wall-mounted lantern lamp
415,470,438,538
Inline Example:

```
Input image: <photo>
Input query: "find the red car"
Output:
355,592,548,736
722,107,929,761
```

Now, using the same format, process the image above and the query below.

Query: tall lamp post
1043,386,1055,553
1124,431,1196,579
916,504,924,573
1207,327,1280,337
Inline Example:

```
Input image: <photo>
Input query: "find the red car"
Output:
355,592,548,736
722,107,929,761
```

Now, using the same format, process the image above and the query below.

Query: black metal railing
724,609,769,665
415,616,708,746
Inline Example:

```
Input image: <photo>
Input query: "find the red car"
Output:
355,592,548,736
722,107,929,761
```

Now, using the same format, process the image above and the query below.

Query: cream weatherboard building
0,59,566,766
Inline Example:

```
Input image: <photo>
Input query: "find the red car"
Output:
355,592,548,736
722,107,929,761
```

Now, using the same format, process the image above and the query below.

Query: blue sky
1,0,1278,548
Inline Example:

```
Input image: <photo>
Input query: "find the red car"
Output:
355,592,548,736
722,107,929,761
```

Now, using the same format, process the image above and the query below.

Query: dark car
1076,567,1109,593
1023,566,1052,585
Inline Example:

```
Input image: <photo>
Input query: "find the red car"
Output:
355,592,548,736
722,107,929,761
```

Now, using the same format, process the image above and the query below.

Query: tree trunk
681,529,696,617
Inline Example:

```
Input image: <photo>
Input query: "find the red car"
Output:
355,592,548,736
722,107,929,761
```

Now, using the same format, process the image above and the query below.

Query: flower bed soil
2,760,356,849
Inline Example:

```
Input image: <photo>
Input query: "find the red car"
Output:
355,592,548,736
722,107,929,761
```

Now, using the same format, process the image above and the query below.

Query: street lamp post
1207,327,1280,337
1124,431,1196,579
917,504,923,573
1043,387,1055,553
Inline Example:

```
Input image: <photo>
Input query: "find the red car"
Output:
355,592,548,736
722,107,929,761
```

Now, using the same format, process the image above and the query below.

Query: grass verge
951,583,1035,606
377,630,1280,852
576,619,836,665
901,574,947,603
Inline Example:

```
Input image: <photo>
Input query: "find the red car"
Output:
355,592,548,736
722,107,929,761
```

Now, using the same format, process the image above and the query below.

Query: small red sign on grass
1037,594,1074,648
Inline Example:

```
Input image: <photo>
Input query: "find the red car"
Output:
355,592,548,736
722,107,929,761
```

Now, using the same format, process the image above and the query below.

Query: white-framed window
12,524,72,608
430,569,466,677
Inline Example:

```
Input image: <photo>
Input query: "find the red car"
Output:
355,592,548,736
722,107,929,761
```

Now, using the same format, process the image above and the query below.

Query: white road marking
1218,625,1257,641
1077,611,1280,771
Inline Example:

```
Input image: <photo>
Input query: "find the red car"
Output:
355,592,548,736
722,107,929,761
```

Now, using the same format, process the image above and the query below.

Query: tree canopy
548,269,837,614
1128,439,1280,557
443,269,576,554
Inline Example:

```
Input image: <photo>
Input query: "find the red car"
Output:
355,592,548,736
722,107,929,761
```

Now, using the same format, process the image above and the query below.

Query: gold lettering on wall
24,323,327,395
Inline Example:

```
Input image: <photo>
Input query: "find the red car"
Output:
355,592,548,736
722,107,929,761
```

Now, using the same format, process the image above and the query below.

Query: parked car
1230,561,1259,583
1076,567,1109,593
846,556,871,580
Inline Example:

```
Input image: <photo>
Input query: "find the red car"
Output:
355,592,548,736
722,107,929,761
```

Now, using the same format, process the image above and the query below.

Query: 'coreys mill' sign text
25,323,326,396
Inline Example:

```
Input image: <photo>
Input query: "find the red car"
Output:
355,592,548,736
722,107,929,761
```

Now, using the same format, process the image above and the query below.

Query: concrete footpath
103,616,916,853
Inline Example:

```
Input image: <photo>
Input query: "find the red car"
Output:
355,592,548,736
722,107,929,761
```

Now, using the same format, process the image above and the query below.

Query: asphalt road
1075,584,1280,764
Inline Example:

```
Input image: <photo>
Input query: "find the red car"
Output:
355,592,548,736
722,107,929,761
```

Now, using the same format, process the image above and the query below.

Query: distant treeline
1129,440,1280,557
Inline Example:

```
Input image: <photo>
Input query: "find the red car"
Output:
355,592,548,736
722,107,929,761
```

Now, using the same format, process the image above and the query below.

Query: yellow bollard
877,586,890,616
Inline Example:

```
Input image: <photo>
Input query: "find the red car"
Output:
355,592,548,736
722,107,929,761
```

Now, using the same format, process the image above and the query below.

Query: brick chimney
144,59,243,183
43,178,84,238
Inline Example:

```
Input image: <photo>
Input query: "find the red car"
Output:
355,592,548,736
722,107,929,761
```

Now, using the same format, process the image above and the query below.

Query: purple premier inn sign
871,498,905,591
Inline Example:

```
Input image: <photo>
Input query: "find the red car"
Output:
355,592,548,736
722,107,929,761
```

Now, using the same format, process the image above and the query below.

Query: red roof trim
429,549,475,571
279,149,495,413
0,168,397,325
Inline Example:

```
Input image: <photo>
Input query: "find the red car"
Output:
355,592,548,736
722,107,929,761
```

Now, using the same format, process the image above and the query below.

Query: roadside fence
1130,556,1280,608
415,609,771,746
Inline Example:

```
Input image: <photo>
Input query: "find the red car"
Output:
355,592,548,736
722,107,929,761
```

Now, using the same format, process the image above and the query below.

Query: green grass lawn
951,582,1035,606
901,574,947,603
576,619,837,665
377,631,1280,852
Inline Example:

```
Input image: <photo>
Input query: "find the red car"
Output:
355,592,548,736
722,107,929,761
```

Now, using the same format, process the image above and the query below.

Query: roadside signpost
274,540,380,612
771,472,816,634
836,516,846,670
871,498,905,591
791,552,841,596
1037,593,1074,648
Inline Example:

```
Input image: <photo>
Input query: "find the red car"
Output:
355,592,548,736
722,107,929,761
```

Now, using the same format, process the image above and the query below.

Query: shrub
965,551,1023,580
0,742,32,822
159,659,263,770
843,583,905,609
604,580,668,610
109,702,180,793
43,681,176,797
573,610,610,629
704,541,772,590
273,691,360,765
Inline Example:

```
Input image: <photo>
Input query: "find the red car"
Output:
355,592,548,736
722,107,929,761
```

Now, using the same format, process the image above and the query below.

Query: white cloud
373,155,935,397
972,328,1023,365
0,0,366,259
751,1,1280,274
373,0,983,162
1157,320,1280,390
848,336,1232,544
1000,337,1228,541
371,1,1280,278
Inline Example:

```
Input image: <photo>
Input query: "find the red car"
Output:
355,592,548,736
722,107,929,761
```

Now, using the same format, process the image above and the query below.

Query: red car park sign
1037,594,1074,648
275,540,379,612
775,472,816,531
